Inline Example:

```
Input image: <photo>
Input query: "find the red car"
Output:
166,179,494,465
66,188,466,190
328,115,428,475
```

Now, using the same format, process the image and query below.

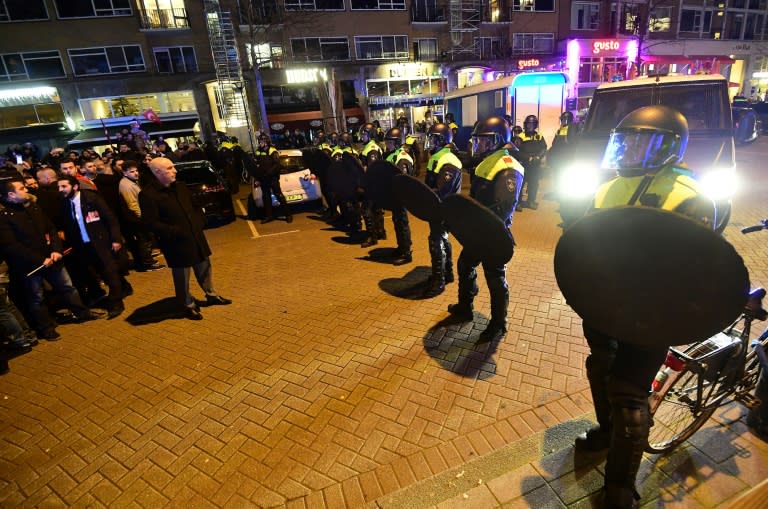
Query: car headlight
558,163,601,199
699,168,738,201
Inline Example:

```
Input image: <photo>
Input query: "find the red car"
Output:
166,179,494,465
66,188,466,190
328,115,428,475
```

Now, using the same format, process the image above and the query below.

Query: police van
558,74,735,232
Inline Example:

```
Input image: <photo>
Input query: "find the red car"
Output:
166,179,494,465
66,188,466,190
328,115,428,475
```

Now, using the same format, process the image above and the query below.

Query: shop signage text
592,40,621,54
286,68,328,84
517,58,540,70
389,66,428,78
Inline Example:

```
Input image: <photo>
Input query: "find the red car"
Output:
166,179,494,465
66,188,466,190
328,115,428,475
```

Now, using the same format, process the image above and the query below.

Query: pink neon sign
592,40,621,54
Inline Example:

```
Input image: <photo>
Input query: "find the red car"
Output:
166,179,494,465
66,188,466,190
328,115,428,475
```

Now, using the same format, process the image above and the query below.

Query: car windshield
279,155,304,174
585,82,728,133
175,165,219,185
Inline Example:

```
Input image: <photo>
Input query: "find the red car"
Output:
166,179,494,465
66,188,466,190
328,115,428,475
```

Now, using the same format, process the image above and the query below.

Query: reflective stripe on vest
520,133,543,142
427,147,462,173
473,149,525,182
255,146,278,157
361,141,381,157
594,166,701,211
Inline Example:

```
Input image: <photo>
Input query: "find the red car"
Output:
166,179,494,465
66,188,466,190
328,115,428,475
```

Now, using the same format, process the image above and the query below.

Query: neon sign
286,68,328,84
592,40,621,54
517,58,540,70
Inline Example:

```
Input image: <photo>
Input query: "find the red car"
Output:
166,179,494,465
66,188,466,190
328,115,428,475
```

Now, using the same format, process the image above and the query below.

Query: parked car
732,96,761,144
249,149,323,209
174,160,235,226
752,101,768,133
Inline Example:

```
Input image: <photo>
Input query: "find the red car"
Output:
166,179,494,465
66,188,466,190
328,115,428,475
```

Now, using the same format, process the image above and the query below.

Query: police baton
26,247,72,277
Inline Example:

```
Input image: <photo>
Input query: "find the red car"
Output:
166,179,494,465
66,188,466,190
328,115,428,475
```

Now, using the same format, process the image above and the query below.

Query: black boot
447,302,473,321
391,250,412,266
444,238,454,283
361,235,378,248
478,320,507,343
423,237,445,297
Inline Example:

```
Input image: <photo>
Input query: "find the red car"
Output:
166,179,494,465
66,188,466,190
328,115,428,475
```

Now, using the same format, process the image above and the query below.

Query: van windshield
584,82,728,133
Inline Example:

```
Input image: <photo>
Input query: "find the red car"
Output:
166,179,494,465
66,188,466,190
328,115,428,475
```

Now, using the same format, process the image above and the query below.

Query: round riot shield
392,174,441,223
554,206,749,347
364,161,401,210
442,194,515,267
325,159,358,201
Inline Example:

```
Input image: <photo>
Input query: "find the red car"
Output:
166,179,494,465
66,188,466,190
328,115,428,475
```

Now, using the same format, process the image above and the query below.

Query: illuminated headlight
558,163,600,199
699,168,738,201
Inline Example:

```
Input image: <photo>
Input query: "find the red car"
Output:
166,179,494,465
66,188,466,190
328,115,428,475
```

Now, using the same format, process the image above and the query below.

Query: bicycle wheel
646,366,719,454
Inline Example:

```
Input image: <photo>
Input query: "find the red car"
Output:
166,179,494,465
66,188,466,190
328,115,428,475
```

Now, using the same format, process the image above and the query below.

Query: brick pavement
2,140,768,508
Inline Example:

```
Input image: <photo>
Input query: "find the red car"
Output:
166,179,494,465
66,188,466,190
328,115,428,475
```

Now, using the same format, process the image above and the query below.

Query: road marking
259,230,300,238
235,199,260,238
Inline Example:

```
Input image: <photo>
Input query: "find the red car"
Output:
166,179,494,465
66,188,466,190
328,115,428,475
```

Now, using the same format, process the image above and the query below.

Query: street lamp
233,80,256,152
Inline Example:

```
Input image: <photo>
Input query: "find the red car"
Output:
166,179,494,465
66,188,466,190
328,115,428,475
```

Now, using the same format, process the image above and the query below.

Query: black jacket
138,181,211,268
61,190,122,255
0,200,63,275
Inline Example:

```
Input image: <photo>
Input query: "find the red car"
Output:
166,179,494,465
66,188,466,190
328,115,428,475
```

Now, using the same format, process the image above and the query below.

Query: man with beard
0,179,96,339
58,176,127,319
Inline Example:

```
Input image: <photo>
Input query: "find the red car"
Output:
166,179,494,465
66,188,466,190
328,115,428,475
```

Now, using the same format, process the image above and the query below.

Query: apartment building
2,0,768,153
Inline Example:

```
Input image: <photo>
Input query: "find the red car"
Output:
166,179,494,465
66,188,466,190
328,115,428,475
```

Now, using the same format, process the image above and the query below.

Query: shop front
365,62,446,134
0,85,76,155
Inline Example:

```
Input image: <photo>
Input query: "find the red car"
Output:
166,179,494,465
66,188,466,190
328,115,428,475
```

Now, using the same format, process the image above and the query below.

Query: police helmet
470,116,512,159
445,112,455,123
339,132,352,147
560,111,574,125
512,125,523,136
329,132,338,146
601,105,689,177
358,122,376,143
523,115,539,133
258,133,270,147
425,123,453,152
384,127,403,152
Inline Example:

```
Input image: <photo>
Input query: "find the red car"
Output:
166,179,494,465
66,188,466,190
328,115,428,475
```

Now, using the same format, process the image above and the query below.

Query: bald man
138,157,231,320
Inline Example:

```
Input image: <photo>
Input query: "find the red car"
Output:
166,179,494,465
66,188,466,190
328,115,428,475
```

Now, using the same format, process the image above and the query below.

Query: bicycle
646,219,768,454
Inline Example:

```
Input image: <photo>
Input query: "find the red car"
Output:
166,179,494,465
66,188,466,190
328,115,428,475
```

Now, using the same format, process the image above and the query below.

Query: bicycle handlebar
742,220,768,234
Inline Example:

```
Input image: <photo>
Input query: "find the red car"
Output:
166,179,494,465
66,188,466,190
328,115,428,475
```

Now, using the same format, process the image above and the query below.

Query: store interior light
65,116,76,131
0,86,57,102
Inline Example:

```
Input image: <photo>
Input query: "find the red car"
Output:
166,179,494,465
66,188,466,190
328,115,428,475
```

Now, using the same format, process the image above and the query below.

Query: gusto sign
517,58,540,70
592,40,621,54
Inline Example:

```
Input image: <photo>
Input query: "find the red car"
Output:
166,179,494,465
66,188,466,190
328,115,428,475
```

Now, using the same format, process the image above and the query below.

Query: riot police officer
447,116,524,343
423,123,462,297
511,125,523,148
254,133,292,224
574,105,716,508
517,115,548,210
547,111,574,182
383,127,414,265
445,112,459,139
357,123,385,248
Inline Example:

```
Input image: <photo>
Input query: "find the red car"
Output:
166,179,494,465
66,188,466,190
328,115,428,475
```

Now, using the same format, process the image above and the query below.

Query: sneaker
137,262,165,272
574,426,611,452
5,337,34,350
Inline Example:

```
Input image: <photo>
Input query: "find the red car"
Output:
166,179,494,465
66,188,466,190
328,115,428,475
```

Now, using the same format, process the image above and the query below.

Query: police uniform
517,131,547,209
423,146,462,295
577,105,716,508
254,143,292,223
384,147,415,261
454,147,524,339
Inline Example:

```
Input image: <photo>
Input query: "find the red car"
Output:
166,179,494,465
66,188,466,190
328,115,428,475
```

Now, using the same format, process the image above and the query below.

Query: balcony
140,8,189,29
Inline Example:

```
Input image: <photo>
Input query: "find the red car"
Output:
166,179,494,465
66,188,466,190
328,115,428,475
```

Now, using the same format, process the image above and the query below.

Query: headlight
558,163,601,199
699,168,738,201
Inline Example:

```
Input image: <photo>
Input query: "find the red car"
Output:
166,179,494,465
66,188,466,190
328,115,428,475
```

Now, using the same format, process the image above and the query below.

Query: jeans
22,266,88,333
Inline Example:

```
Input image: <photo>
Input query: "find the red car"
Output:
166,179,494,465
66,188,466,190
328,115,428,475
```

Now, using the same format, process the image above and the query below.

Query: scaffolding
203,0,248,131
448,0,481,59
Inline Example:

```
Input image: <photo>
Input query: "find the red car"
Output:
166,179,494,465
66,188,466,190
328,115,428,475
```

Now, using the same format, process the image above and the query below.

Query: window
572,2,599,30
246,43,284,68
744,13,765,40
139,0,188,28
512,33,554,54
154,47,197,73
414,39,438,61
485,0,511,22
69,46,145,75
620,3,641,34
355,36,408,60
351,0,405,9
680,8,712,33
0,51,65,81
284,0,344,10
0,0,48,21
79,91,195,120
474,37,504,59
54,0,131,18
412,0,444,21
238,0,279,24
578,56,625,83
512,0,553,12
291,37,350,62
725,12,745,39
650,6,672,32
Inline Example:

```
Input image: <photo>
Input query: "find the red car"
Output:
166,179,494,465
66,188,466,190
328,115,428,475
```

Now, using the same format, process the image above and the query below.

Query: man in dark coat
58,175,128,319
0,179,95,340
140,157,231,319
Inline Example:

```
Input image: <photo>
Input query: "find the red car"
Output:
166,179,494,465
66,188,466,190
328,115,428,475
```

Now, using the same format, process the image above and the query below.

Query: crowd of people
0,125,238,362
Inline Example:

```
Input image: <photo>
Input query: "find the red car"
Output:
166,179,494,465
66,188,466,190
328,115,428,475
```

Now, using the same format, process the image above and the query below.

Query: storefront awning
68,117,199,148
